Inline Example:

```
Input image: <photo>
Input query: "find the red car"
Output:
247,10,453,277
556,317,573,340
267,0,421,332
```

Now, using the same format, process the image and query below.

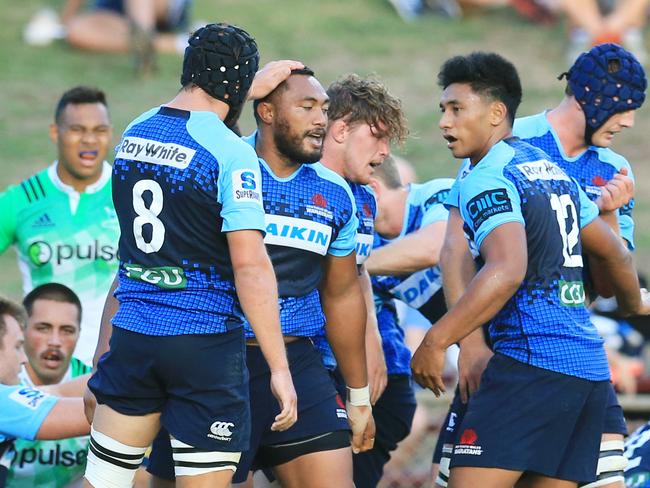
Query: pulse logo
467,188,512,230
27,241,117,267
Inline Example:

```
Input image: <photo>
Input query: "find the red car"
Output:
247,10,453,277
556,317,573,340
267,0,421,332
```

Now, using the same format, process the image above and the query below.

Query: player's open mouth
305,131,324,147
369,161,381,169
443,135,457,147
79,150,99,161
42,350,63,369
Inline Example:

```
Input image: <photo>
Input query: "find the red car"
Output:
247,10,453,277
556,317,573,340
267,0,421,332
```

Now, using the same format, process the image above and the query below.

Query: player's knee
85,427,148,488
171,437,241,477
579,439,627,488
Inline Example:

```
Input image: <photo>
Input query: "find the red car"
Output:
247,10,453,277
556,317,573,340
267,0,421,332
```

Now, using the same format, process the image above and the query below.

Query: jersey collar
48,160,111,195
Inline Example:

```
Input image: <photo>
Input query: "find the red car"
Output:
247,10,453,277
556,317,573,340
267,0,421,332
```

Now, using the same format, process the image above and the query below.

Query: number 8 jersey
455,137,609,381
111,106,266,336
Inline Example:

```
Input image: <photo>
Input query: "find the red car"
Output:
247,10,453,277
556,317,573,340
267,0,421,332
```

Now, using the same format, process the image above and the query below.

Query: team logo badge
28,241,52,267
312,193,328,208
454,428,483,456
208,421,235,441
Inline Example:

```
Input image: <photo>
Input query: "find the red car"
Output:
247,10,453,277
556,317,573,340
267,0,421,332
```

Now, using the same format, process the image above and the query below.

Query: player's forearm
366,228,443,276
359,269,380,341
36,399,90,440
591,248,641,315
322,282,368,389
235,257,289,373
430,262,522,350
93,274,119,370
440,209,476,308
41,374,90,397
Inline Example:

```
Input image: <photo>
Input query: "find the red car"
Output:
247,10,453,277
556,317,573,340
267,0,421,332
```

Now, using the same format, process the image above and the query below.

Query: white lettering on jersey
390,267,442,308
231,169,262,204
9,386,51,410
355,233,373,265
516,160,570,182
264,215,332,255
116,137,195,169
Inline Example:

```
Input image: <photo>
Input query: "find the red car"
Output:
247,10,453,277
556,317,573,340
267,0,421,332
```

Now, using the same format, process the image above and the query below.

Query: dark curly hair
438,52,522,125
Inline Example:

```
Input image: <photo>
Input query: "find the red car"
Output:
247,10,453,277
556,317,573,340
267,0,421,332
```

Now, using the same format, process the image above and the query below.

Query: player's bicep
479,222,527,283
218,154,265,233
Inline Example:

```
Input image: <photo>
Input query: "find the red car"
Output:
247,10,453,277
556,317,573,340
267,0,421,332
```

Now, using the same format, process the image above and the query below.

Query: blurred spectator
0,86,119,366
560,0,650,63
387,0,556,22
7,284,91,488
24,1,193,75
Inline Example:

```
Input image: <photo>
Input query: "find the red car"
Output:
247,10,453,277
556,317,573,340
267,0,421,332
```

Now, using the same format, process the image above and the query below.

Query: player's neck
470,126,512,166
319,140,344,177
56,163,102,193
378,188,407,238
166,88,229,120
255,133,302,178
547,100,588,157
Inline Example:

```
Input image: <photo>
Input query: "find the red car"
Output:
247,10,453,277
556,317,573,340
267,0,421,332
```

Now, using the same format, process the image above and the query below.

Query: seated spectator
0,295,89,488
7,284,91,488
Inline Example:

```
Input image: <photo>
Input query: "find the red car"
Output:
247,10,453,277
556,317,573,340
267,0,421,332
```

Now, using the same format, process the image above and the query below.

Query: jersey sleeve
0,188,18,253
217,145,266,233
459,168,523,251
422,189,451,226
618,161,635,249
328,192,359,257
576,182,599,229
444,178,461,210
0,385,58,441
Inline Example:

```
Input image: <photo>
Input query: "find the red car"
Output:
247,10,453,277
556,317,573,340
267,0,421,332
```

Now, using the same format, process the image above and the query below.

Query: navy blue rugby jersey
456,138,608,381
625,421,650,487
242,133,358,338
111,107,265,336
514,112,635,248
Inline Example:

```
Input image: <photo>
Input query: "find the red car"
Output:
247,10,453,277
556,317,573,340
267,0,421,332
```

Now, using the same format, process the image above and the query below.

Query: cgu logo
264,215,332,255
559,280,585,307
124,264,187,289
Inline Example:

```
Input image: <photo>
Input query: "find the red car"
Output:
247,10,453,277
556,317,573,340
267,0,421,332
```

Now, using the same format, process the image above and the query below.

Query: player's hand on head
596,168,634,212
411,330,446,397
269,369,298,431
247,60,305,101
457,339,492,404
83,386,97,424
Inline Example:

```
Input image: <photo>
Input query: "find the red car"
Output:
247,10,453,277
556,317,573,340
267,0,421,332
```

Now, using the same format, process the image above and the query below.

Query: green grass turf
1,0,649,299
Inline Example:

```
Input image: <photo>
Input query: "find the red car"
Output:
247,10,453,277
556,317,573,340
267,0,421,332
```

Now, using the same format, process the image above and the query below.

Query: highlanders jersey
0,385,58,488
8,359,91,488
111,106,265,336
372,179,454,375
514,112,635,248
625,421,650,487
241,133,358,338
456,138,608,381
0,163,118,365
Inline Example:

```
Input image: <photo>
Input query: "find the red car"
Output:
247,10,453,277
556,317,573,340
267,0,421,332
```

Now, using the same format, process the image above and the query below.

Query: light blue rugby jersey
514,112,635,248
372,179,453,375
313,180,377,369
242,133,358,338
0,384,58,487
625,421,650,487
112,107,266,336
456,138,609,381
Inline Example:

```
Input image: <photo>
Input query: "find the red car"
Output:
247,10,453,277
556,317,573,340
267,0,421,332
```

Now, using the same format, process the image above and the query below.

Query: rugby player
0,86,118,366
82,23,296,488
319,74,410,488
0,295,89,488
7,284,91,487
433,44,647,488
411,51,650,488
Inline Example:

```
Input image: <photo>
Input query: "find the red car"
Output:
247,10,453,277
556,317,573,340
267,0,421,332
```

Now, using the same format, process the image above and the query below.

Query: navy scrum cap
563,43,646,135
181,23,259,124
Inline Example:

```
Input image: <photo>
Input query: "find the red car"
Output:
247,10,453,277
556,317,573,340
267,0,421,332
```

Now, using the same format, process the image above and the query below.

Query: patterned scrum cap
181,23,259,124
565,43,647,132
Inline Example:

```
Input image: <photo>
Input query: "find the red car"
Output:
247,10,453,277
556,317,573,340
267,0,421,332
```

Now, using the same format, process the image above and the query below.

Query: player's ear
49,123,59,145
328,119,348,144
256,101,275,125
489,101,508,127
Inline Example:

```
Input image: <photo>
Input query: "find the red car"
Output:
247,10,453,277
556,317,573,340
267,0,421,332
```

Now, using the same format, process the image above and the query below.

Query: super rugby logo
232,169,262,204
264,215,332,255
28,241,117,267
116,137,195,169
466,189,513,231
516,160,570,182
208,421,234,441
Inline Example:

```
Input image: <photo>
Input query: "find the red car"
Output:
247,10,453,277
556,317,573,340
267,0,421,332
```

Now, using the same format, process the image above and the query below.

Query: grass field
2,0,649,299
